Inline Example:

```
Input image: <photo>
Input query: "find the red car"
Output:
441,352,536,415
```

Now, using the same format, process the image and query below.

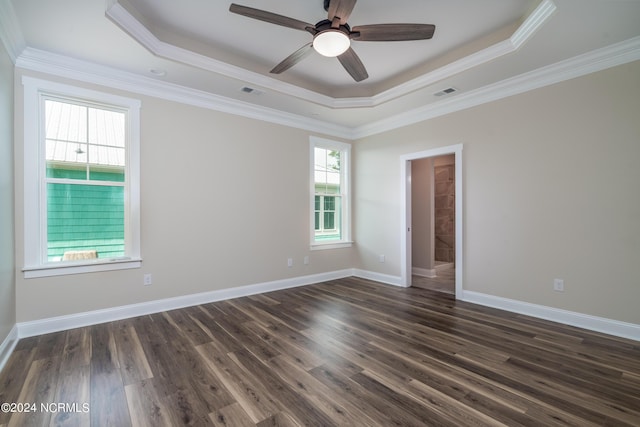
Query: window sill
310,241,353,251
23,258,142,279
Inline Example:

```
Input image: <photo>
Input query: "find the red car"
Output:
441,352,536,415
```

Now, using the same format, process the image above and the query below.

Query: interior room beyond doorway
411,154,456,294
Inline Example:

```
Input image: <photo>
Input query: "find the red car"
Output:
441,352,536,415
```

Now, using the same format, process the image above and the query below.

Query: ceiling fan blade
328,0,357,26
337,47,368,82
270,43,314,74
229,4,314,32
351,24,436,41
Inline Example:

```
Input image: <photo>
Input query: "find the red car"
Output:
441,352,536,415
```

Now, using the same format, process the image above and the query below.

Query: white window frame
310,136,352,250
22,77,141,278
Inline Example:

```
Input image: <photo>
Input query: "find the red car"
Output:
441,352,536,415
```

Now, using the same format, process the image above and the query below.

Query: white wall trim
412,267,437,278
3,0,638,140
14,48,355,140
105,2,337,109
353,269,404,288
104,0,555,109
461,290,640,342
17,269,351,338
15,268,403,338
0,325,18,373
353,35,640,139
11,35,640,141
7,270,637,361
370,0,557,108
3,0,556,113
510,0,557,49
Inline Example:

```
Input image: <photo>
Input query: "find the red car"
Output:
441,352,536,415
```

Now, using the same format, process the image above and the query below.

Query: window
315,195,338,234
23,77,141,277
310,137,351,249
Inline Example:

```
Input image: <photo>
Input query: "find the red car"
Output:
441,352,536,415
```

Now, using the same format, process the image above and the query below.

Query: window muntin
23,77,141,277
310,137,351,249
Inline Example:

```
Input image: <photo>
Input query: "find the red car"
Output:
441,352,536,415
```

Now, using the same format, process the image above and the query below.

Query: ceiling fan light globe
313,30,350,57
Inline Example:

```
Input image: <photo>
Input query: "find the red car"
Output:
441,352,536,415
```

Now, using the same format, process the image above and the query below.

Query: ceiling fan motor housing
315,19,351,36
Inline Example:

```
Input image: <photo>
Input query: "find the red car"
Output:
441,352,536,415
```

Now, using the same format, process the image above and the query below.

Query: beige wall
14,70,356,322
0,42,15,342
11,61,640,327
354,60,640,324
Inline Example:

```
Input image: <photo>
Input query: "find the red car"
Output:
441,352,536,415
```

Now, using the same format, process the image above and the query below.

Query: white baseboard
435,262,454,272
13,271,638,344
17,269,354,338
353,269,404,287
412,267,437,278
0,325,19,373
461,290,640,341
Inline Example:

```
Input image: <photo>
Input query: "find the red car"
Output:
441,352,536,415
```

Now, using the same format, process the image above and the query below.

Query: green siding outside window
46,171,125,261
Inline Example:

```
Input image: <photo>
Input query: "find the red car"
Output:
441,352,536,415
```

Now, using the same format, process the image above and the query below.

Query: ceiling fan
229,0,436,82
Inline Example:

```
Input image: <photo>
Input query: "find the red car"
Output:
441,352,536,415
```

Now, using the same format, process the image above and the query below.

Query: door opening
400,144,463,298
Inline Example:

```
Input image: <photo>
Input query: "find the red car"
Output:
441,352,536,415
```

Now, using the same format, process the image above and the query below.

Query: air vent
240,86,263,95
434,87,457,97
149,68,166,77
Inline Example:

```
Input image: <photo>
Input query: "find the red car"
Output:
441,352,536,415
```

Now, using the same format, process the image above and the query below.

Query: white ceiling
120,0,536,94
3,0,640,135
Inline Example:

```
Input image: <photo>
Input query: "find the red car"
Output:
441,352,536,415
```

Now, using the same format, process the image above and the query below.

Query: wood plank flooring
1,277,639,426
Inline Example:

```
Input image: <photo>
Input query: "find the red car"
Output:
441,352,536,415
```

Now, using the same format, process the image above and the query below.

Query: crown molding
15,48,355,139
352,35,640,139
511,0,557,49
0,0,26,62
365,0,557,108
14,34,640,141
105,2,337,108
10,2,638,141
105,0,556,109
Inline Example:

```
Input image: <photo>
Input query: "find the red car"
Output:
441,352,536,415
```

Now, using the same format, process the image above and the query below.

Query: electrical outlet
553,278,564,292
303,256,309,265
379,254,385,263
144,273,152,286
287,258,293,268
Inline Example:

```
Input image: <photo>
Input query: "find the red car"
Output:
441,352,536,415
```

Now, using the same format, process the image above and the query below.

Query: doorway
400,144,463,298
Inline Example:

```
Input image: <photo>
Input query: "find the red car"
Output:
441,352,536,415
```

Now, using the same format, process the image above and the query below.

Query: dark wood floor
1,277,639,426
